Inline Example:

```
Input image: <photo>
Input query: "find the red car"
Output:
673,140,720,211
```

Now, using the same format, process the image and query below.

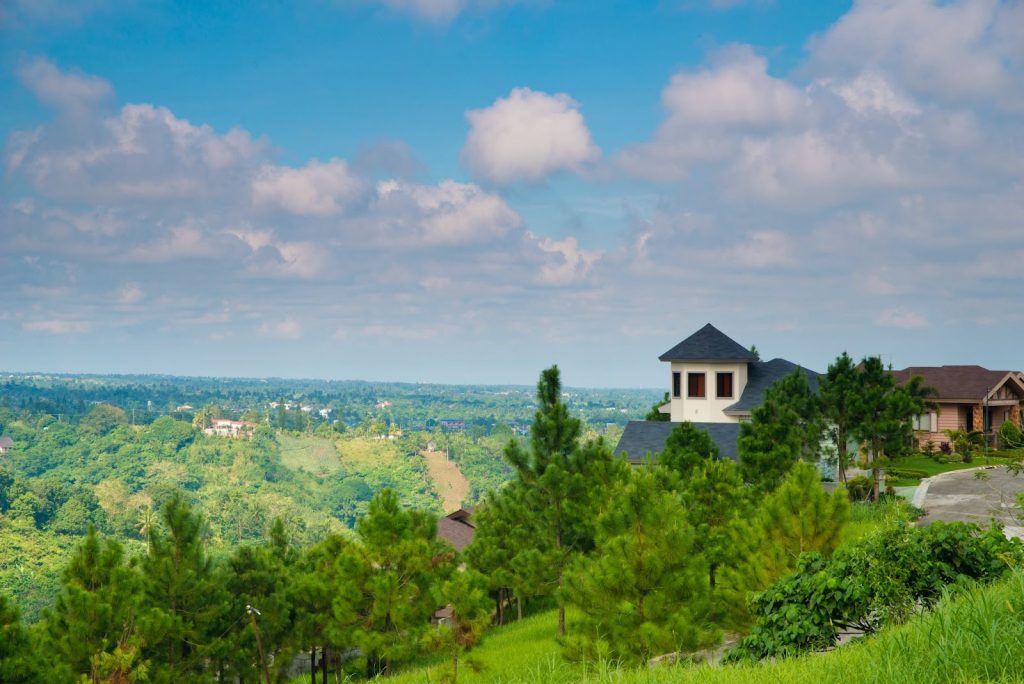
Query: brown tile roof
437,515,475,551
891,365,1022,401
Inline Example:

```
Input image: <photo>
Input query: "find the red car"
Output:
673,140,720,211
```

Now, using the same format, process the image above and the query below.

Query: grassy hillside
379,569,1024,684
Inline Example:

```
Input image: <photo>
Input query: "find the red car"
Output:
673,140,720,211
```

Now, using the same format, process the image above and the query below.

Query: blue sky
2,0,1022,387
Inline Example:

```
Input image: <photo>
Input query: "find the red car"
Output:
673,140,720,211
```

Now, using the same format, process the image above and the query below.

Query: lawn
885,450,1023,486
371,569,1024,684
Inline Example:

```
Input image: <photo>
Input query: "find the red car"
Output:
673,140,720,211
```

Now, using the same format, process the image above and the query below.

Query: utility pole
247,605,272,684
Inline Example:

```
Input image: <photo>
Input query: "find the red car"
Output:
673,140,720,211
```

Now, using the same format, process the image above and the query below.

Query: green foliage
678,458,749,592
737,399,802,492
0,592,39,683
40,527,144,681
657,421,718,475
728,520,1022,662
562,466,711,665
644,392,671,422
718,463,849,627
844,475,873,501
436,568,493,684
138,493,224,680
999,420,1023,449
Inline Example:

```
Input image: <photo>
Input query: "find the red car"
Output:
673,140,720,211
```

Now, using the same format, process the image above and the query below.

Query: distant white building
204,418,257,439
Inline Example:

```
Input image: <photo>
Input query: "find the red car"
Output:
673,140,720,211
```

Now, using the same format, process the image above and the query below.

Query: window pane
672,372,681,399
687,373,705,398
716,372,733,398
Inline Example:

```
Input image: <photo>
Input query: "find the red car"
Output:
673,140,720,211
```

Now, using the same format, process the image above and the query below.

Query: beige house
891,365,1024,447
203,418,257,439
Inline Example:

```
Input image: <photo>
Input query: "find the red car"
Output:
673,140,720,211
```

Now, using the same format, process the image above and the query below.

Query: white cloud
355,0,525,23
806,0,1023,107
252,158,365,216
374,179,522,244
18,57,112,113
876,307,929,329
660,46,808,128
533,234,601,285
22,319,90,334
259,318,303,339
462,88,599,184
117,282,144,304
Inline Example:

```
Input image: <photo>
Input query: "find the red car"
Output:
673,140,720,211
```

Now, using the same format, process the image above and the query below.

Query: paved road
916,466,1024,538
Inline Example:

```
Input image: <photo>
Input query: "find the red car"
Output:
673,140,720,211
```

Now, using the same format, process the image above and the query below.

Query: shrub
845,476,873,502
885,468,930,480
939,441,953,455
999,421,1023,449
920,440,937,458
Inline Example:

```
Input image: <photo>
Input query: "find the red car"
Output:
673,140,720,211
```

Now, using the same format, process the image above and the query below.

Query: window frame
672,371,681,399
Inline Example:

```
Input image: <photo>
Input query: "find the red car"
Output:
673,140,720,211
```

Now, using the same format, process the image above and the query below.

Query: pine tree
819,352,859,483
738,398,802,491
678,458,750,592
139,493,225,680
42,526,144,682
763,368,824,463
344,489,448,677
436,569,493,684
562,467,710,665
658,422,719,475
503,366,587,637
718,462,849,627
0,593,39,683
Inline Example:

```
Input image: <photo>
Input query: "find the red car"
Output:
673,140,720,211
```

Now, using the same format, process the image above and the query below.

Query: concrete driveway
915,466,1024,538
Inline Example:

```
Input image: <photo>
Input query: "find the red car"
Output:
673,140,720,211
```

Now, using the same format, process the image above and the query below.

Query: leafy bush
920,440,937,458
939,441,953,455
726,521,1023,662
999,421,1023,449
845,476,872,501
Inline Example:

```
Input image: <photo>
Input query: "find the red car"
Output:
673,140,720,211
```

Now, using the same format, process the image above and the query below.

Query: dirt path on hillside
421,449,471,513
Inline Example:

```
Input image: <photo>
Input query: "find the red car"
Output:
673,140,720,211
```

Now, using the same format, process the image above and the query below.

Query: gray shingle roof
614,421,741,464
659,323,757,362
0,436,12,449
724,358,820,415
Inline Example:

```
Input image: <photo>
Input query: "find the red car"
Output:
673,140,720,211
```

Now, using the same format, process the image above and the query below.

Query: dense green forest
1,363,1023,683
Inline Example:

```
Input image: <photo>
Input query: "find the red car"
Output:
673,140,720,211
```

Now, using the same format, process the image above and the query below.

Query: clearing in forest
421,448,471,513
278,434,343,476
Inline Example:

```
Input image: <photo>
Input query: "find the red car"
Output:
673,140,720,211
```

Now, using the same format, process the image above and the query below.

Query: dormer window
687,372,706,398
716,372,734,399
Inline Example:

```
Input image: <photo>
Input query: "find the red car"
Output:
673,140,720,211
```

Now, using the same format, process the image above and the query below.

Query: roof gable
659,324,756,363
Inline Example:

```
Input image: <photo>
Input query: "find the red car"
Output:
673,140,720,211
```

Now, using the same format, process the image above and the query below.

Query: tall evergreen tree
718,462,849,627
436,569,493,684
341,489,448,677
138,493,225,680
42,527,144,682
737,398,803,492
819,352,859,483
678,458,750,593
657,422,719,475
763,368,824,463
562,467,710,665
503,366,588,636
0,593,39,683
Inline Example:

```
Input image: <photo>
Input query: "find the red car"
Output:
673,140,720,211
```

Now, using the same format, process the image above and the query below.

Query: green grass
278,433,344,476
839,498,919,548
884,453,1019,487
373,570,1024,683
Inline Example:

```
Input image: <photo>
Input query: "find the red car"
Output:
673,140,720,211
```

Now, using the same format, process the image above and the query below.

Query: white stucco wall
668,361,748,423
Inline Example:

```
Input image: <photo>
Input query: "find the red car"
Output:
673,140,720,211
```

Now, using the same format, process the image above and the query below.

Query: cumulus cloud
252,158,365,216
373,179,522,244
805,0,1024,107
533,234,601,285
462,88,600,184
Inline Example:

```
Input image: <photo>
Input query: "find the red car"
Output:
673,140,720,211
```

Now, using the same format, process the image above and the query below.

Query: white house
615,324,818,462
